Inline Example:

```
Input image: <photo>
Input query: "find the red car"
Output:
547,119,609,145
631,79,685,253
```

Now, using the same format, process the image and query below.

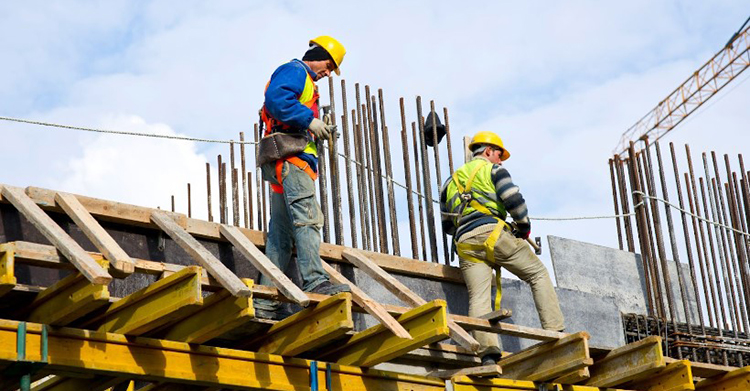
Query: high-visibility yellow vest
444,158,507,225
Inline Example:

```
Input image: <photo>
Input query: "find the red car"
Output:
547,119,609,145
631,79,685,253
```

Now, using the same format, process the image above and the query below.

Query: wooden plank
151,211,250,297
629,360,694,391
478,309,512,322
498,331,592,382
1,186,112,285
696,366,750,390
585,336,665,387
342,248,480,352
321,300,451,367
322,260,412,339
0,245,16,297
81,266,203,335
666,357,736,379
429,365,502,379
403,344,481,366
160,278,255,344
55,192,135,275
242,292,354,357
25,263,110,326
219,224,308,306
0,319,447,391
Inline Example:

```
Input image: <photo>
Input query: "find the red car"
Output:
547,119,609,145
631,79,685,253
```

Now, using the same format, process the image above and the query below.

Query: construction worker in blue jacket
440,131,564,365
254,36,350,319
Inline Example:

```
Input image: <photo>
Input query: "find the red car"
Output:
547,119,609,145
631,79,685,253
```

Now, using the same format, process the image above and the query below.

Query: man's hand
514,222,531,240
309,118,333,140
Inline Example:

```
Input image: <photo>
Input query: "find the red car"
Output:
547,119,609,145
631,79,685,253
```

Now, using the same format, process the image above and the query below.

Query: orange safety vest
260,63,320,194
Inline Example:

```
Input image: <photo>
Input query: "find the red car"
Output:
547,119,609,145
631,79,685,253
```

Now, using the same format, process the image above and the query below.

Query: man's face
309,59,335,80
485,146,505,164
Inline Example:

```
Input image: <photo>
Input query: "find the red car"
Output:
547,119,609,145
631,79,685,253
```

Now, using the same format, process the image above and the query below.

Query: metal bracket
1,322,49,391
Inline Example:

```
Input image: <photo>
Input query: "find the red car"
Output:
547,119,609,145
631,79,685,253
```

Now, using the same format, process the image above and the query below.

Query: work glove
309,118,333,140
514,222,531,240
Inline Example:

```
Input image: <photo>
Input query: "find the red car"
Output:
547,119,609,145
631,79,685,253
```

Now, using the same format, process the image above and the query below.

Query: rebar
615,155,636,252
240,132,248,228
416,96,439,263
430,101,449,263
379,89,400,256
340,80,358,248
412,122,428,261
400,98,418,259
206,162,213,223
328,77,343,246
247,171,254,230
231,141,239,226
367,88,388,253
609,158,624,250
317,125,330,243
187,183,192,218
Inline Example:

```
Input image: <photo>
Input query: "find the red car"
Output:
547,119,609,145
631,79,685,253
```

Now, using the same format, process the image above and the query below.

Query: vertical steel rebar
731,170,750,318
669,142,707,334
443,107,455,175
340,80,358,248
412,122,428,261
637,149,666,319
725,156,750,332
609,158,624,250
416,96,439,263
317,121,330,243
206,162,213,223
400,98,419,259
231,141,240,226
624,150,655,316
430,101,449,263
684,174,717,327
367,89,388,253
240,132,248,228
187,183,192,218
361,102,379,252
699,177,730,334
379,89,400,256
218,155,225,224
171,195,175,212
354,85,372,250
353,114,371,250
247,172,254,230
222,162,229,225
328,77,343,246
616,156,636,252
254,124,263,231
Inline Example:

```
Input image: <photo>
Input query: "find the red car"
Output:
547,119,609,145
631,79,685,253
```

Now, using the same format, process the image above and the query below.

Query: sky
1,1,748,274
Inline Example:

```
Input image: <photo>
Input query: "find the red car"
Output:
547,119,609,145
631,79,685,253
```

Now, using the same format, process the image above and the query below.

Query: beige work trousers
458,227,565,355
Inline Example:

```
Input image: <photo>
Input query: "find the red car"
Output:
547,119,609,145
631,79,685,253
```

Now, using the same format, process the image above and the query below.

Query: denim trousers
255,161,329,310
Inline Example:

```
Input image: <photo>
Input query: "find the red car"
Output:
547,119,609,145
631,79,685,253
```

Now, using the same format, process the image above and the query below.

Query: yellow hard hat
468,131,511,161
310,35,346,75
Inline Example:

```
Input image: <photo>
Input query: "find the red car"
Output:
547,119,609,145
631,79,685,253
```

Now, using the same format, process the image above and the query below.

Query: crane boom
614,22,750,156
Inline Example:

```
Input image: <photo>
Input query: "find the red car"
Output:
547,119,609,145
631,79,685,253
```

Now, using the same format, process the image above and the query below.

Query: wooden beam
342,248,480,352
429,365,502,379
554,368,590,384
242,292,354,356
25,263,110,326
478,309,512,322
696,366,750,390
81,266,203,335
151,211,250,297
403,343,481,366
665,357,735,379
0,319,447,391
219,224,308,306
1,186,112,285
54,192,135,276
31,376,127,391
160,279,255,344
498,331,592,382
322,300,451,367
321,260,412,339
629,360,694,391
0,245,16,298
585,336,665,387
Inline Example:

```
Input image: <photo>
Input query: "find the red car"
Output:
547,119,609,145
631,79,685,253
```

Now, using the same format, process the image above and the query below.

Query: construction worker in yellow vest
439,131,565,365
254,36,350,320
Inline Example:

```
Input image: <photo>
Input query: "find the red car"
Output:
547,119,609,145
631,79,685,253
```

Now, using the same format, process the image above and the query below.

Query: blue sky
1,1,748,269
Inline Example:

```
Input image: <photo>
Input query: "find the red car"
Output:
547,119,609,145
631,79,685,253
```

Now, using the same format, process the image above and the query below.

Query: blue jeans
255,161,328,310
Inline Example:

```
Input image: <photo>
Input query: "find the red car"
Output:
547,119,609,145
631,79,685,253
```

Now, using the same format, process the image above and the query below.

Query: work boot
480,353,501,366
308,280,350,295
254,307,282,321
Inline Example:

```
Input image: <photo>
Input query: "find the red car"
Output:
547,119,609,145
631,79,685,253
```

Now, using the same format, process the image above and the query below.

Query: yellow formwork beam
0,245,17,297
498,331,592,382
161,278,254,344
82,266,203,335
585,336,665,388
26,260,110,326
322,300,450,367
0,319,445,391
696,366,750,391
243,292,353,356
628,360,694,391
451,375,632,390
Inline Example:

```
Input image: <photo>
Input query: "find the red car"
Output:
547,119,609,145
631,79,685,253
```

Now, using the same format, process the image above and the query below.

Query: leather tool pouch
257,132,309,167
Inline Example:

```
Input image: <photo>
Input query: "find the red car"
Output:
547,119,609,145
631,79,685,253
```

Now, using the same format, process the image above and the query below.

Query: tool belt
455,219,511,311
257,131,310,167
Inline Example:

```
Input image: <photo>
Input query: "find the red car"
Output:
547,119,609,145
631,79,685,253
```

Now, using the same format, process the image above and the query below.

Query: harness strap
270,157,318,194
455,220,511,311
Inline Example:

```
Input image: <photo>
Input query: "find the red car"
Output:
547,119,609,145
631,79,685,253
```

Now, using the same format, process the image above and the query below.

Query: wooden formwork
0,184,746,391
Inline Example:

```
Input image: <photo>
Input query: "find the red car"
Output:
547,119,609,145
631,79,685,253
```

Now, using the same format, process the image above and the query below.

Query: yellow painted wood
585,336,665,388
452,375,629,390
0,319,445,391
696,366,750,391
161,278,254,344
554,367,590,384
26,260,110,325
246,292,354,356
0,245,16,297
628,360,694,391
323,300,451,367
84,266,203,335
32,376,127,391
498,331,592,381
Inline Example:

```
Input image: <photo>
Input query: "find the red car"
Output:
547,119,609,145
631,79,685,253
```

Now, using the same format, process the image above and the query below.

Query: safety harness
270,156,318,194
448,159,511,311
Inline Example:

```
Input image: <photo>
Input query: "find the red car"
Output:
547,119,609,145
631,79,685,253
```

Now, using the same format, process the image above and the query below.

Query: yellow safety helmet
468,131,511,161
310,35,346,75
